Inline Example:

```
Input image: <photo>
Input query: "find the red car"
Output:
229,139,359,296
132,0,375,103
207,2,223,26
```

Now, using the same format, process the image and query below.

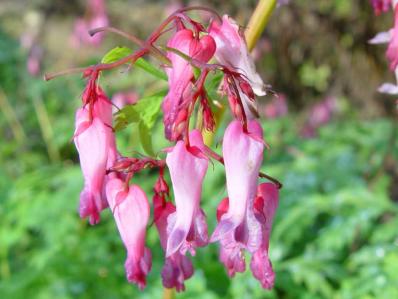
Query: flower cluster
47,7,281,291
369,0,398,99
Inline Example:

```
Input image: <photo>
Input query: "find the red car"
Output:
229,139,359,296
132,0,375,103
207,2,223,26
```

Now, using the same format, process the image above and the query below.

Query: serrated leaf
101,46,167,80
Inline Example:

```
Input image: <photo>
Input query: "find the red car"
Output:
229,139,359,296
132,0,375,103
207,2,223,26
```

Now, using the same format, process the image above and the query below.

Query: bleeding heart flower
74,107,111,224
162,29,216,140
165,129,209,257
106,178,152,289
209,15,266,118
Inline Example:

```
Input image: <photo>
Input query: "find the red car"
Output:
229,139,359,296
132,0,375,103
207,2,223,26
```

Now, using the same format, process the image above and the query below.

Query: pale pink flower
211,120,264,244
71,0,109,48
263,94,288,119
165,129,209,257
74,107,110,224
387,6,398,70
209,15,266,118
162,29,216,140
211,120,265,276
106,178,152,289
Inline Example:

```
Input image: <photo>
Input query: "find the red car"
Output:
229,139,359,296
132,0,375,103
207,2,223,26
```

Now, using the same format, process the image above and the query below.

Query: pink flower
74,107,111,224
211,120,265,276
387,6,398,70
250,183,279,289
165,130,209,257
211,120,264,243
162,29,216,140
370,0,392,15
262,94,288,119
209,15,266,118
106,178,152,289
154,194,194,291
71,0,109,48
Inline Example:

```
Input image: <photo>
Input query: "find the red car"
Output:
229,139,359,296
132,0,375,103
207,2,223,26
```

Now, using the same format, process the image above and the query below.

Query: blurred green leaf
101,46,167,80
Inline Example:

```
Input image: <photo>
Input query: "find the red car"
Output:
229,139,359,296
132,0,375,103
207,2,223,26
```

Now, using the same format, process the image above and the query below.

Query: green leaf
101,46,132,64
135,58,168,81
114,91,165,156
101,46,167,80
138,122,154,156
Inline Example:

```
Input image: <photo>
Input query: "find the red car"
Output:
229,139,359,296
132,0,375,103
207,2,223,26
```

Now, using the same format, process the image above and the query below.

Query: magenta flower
387,6,398,70
154,194,194,291
162,29,216,140
74,107,110,224
165,129,209,257
106,178,152,289
370,0,392,15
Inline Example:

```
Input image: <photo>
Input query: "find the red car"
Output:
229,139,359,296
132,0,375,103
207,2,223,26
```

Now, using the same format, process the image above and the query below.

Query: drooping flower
154,192,194,291
162,29,216,140
209,15,266,118
74,107,111,224
165,129,209,257
211,120,265,276
106,178,152,289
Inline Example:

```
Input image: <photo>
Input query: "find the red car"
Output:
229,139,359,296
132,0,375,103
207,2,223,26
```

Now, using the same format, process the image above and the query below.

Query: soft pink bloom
387,6,398,70
211,120,264,243
74,107,110,224
250,183,279,289
209,15,266,118
162,29,216,140
106,178,152,289
154,194,194,291
165,129,209,257
71,0,109,48
211,120,265,276
301,96,337,138
263,94,288,119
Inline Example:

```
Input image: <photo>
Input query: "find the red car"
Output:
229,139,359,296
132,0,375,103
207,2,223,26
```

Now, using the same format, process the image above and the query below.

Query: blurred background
1,0,398,298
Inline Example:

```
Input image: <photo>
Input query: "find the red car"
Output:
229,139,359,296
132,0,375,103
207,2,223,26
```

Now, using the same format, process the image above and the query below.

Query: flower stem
245,0,277,52
163,288,175,299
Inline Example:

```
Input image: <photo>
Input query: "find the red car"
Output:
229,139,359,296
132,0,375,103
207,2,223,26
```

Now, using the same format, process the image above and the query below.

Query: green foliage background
0,1,397,298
